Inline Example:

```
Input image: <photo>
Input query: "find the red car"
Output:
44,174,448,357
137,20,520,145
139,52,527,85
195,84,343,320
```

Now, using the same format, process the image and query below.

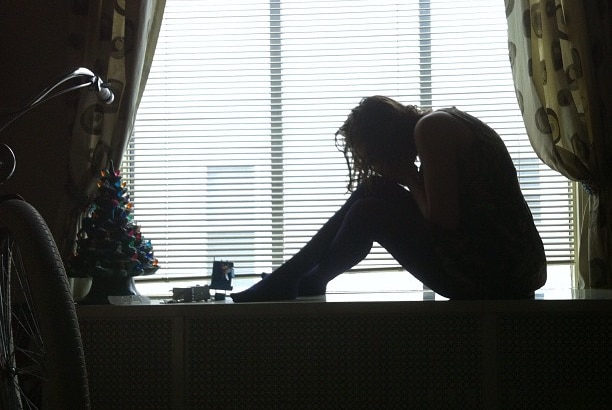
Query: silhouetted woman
231,96,546,302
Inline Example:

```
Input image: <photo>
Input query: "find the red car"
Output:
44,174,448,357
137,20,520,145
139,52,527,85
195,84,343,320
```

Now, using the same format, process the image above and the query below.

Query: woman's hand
404,163,422,188
402,162,429,219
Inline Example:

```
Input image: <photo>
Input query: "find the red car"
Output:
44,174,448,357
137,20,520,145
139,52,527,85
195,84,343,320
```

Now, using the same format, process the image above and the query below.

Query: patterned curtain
60,0,166,260
507,0,612,287
0,1,164,271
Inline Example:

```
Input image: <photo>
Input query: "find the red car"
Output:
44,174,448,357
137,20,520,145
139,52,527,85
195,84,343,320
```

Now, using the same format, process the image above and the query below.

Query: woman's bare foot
230,273,299,302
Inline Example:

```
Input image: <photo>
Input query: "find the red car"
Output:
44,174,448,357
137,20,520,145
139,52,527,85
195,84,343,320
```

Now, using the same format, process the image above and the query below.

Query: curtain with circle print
506,0,612,288
62,0,165,260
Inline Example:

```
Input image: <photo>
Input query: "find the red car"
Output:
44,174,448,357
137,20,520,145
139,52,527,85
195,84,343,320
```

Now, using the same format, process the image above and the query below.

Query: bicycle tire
0,198,89,409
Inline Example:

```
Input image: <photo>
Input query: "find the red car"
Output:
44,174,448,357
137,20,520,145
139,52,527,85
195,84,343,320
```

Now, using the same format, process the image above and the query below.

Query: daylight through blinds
125,0,574,288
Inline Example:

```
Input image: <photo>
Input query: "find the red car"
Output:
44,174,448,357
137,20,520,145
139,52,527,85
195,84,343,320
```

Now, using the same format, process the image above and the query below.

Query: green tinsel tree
67,164,159,280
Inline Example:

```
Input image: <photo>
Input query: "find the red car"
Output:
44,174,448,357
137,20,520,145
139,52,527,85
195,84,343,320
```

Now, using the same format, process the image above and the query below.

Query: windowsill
79,288,612,309
131,264,577,304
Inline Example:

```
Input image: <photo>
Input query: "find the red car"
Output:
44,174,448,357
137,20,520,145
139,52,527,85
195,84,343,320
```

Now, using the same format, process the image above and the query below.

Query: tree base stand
79,275,140,305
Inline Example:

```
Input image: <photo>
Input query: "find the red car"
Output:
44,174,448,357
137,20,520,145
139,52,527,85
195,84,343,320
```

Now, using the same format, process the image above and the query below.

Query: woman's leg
230,182,374,302
298,181,438,296
231,177,437,302
298,189,486,299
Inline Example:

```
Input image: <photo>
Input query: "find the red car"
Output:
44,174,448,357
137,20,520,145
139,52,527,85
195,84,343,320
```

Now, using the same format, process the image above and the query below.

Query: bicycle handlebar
0,67,114,183
0,67,114,135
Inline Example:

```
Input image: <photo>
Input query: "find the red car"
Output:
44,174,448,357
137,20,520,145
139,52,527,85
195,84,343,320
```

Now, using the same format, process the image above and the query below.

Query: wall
0,3,89,247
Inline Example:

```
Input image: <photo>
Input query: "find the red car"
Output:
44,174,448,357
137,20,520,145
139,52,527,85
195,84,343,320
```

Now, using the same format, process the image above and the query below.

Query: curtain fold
1,1,164,272
58,0,166,261
70,0,166,198
507,0,612,287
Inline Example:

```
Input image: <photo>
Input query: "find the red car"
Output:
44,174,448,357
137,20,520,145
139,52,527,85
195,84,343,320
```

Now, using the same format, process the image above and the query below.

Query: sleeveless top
430,107,547,298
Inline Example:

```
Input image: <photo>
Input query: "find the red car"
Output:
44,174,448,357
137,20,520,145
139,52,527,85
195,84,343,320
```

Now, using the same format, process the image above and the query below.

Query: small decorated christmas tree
67,162,158,303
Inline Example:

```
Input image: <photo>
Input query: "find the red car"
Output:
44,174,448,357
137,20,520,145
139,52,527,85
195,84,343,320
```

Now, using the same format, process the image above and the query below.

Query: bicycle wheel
0,198,89,409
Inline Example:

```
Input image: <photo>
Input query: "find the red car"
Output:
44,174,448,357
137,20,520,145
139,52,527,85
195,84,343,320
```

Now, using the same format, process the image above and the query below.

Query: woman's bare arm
405,111,472,229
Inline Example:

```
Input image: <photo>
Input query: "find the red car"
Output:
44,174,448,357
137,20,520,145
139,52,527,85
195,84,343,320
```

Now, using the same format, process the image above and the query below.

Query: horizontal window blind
124,0,574,288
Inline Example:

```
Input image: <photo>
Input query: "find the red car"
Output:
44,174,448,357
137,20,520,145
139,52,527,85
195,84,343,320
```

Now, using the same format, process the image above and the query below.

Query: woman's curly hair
335,96,427,191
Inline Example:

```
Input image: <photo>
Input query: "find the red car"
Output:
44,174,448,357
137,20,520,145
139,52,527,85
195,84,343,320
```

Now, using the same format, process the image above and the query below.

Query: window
125,0,574,296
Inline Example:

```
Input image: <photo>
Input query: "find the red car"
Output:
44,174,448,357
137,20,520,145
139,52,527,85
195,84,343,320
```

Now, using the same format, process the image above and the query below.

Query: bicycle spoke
0,230,45,409
0,199,89,409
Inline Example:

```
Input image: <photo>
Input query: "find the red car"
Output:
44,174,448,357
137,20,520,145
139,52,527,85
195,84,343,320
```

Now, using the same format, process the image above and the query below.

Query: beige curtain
57,1,166,262
507,0,612,288
1,1,164,266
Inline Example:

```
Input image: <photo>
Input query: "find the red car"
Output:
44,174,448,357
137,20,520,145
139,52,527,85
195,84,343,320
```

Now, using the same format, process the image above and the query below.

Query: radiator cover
77,298,612,409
